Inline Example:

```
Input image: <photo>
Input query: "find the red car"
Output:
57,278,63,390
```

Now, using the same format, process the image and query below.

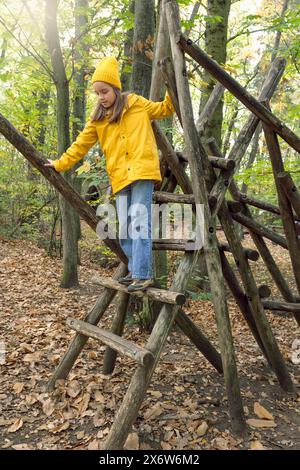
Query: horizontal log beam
66,318,154,367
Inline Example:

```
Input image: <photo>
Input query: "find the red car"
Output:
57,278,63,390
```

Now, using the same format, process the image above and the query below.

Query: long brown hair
90,86,130,123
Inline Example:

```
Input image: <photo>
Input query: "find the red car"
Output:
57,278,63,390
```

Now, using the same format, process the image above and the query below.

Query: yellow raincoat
52,92,174,194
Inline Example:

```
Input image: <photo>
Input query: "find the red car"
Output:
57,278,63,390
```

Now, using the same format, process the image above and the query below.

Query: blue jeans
115,180,153,279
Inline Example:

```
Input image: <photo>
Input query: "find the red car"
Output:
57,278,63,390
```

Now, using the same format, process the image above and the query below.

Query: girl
44,56,174,291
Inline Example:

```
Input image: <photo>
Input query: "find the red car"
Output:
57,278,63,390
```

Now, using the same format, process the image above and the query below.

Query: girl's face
93,81,116,109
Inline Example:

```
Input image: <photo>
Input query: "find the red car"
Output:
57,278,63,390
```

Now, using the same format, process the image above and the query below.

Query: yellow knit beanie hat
91,56,122,89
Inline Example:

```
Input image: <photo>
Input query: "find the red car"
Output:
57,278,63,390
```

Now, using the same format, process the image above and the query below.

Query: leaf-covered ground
0,225,299,450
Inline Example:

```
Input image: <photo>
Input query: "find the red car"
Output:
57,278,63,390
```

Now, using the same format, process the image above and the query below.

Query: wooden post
179,36,300,153
166,0,246,435
102,292,130,375
0,113,127,263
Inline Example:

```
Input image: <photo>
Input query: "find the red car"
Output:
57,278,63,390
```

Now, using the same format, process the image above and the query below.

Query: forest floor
0,222,300,451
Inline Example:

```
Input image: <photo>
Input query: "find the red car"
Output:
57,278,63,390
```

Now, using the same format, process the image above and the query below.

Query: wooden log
179,36,300,153
47,263,128,390
237,191,300,220
166,0,246,435
262,300,300,313
102,292,130,375
226,56,286,170
66,317,154,367
153,190,194,204
263,122,300,320
278,171,300,220
206,139,242,217
176,309,223,373
91,275,186,305
0,113,127,263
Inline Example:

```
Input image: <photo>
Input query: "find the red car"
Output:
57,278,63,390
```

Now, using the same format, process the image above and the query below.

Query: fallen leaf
254,402,274,421
124,432,139,450
7,418,23,433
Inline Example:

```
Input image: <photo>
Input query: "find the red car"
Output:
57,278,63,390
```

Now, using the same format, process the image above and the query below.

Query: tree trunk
120,1,135,90
199,0,231,147
45,0,79,288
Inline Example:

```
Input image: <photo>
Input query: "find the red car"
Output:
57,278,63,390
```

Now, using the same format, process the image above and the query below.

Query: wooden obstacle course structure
1,0,300,450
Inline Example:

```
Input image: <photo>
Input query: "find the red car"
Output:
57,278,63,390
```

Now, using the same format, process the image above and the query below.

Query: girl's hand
44,159,55,168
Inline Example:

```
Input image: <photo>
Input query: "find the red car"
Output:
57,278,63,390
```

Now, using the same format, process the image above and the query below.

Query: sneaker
118,273,133,285
127,279,154,292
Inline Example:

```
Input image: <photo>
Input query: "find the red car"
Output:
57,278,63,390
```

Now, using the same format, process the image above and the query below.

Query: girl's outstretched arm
44,119,98,173
137,90,175,120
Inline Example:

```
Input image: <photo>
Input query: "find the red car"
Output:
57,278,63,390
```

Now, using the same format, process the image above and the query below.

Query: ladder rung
66,317,154,367
152,238,197,252
91,276,186,305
